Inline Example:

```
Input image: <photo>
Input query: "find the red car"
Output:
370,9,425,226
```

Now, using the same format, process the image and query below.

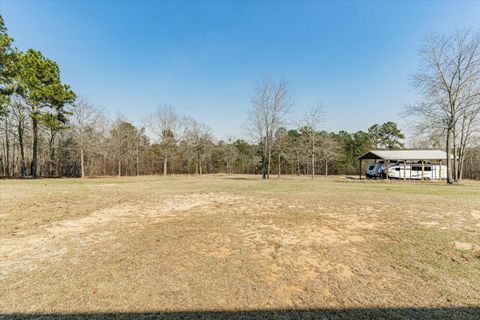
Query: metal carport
357,150,449,180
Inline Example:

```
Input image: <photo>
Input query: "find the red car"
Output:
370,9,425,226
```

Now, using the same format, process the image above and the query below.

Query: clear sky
1,1,479,139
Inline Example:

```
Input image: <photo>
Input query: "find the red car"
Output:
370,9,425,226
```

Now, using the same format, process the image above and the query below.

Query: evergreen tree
10,49,76,176
0,15,15,117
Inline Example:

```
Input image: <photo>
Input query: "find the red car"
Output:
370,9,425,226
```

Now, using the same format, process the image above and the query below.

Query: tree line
0,96,409,178
1,16,479,180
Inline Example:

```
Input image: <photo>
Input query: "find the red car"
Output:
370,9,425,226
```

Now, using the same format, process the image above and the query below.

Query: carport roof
358,150,448,161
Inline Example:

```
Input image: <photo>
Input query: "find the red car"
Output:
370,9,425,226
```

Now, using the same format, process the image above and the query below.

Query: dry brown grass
0,175,479,319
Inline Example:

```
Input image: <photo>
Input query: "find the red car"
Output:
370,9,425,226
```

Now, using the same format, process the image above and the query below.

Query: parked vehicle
378,162,398,179
366,163,383,179
387,163,447,180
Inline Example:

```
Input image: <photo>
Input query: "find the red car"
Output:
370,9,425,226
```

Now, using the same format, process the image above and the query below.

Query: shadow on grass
2,307,480,320
223,177,252,180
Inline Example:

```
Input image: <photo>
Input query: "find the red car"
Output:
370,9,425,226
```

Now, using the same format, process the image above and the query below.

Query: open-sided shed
357,150,449,180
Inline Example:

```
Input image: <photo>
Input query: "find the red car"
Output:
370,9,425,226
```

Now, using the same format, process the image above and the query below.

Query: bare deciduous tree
221,138,238,175
301,103,325,179
457,94,480,180
273,127,288,177
145,105,185,175
9,100,29,177
70,98,104,178
318,134,340,176
408,29,480,183
247,78,293,179
184,118,212,175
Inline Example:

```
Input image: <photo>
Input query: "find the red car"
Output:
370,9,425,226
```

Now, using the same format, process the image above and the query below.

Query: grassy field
0,175,479,319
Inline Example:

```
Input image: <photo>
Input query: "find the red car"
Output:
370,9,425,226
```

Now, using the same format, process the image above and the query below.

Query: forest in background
1,16,479,180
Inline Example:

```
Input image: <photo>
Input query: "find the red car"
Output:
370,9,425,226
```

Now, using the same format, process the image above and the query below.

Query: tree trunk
267,157,270,179
267,142,271,179
262,136,267,180
277,154,281,177
458,134,468,181
311,153,315,179
80,146,85,178
458,150,466,181
12,135,16,176
4,117,10,177
118,157,121,177
311,138,315,179
49,132,56,177
0,143,4,176
296,151,300,176
30,109,38,177
136,152,139,176
452,126,458,182
18,121,26,178
446,128,453,184
457,112,469,182
325,160,328,176
261,154,266,179
163,155,168,176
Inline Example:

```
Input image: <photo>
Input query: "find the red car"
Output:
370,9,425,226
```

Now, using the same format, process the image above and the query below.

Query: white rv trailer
387,163,447,180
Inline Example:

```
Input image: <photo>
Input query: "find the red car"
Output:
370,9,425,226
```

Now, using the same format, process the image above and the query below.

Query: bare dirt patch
0,192,241,278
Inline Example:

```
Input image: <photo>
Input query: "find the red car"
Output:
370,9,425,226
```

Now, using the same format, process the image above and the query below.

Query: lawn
0,175,479,319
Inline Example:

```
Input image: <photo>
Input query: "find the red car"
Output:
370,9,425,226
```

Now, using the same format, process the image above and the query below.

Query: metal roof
358,150,449,160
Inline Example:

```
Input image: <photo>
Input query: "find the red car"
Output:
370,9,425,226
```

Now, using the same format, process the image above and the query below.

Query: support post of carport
421,160,424,180
359,159,362,180
403,160,406,180
439,160,442,179
386,160,389,180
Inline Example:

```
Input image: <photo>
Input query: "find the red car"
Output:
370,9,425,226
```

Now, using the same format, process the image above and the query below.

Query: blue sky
1,1,479,139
